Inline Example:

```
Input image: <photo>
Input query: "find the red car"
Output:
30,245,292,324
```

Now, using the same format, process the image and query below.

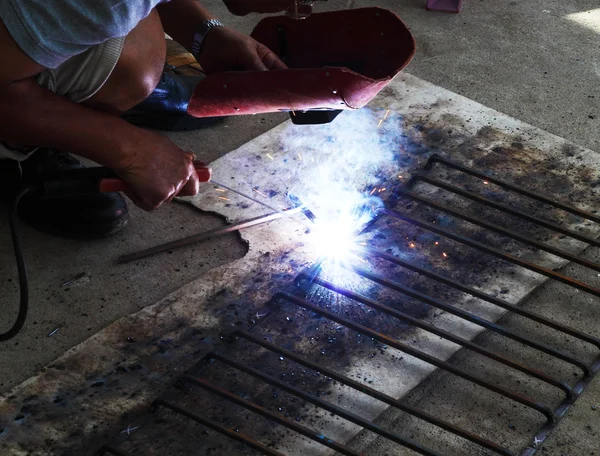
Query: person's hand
197,27,287,73
113,129,200,211
222,0,295,16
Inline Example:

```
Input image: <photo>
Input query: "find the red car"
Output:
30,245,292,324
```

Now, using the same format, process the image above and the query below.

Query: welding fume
0,0,415,340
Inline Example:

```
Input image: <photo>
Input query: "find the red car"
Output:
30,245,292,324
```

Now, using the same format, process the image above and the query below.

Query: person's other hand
222,0,295,16
197,27,287,73
114,129,200,211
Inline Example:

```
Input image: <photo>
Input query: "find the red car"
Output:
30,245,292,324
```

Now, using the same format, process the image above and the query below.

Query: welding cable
0,187,32,341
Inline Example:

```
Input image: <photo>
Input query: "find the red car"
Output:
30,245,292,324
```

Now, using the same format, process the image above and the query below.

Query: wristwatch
191,19,225,59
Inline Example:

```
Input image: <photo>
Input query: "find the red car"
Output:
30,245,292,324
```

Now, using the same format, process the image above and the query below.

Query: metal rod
209,352,444,456
345,263,591,376
520,357,600,456
275,292,555,422
425,154,600,225
182,375,361,456
384,208,600,297
410,174,600,248
309,275,573,399
232,330,516,456
118,208,301,264
211,180,285,214
95,445,133,456
153,398,286,456
359,246,600,350
398,188,600,272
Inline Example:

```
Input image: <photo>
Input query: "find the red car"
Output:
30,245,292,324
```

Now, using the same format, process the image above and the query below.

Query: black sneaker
1,149,129,239
123,72,225,131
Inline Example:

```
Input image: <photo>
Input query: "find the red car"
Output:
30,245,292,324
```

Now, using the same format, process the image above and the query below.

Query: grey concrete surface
0,0,599,452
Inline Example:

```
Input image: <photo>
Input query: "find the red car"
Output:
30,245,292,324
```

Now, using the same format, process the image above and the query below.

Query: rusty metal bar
153,398,286,456
275,292,556,422
397,188,600,272
118,207,302,264
425,154,600,225
182,375,361,456
359,246,600,350
520,357,600,456
209,352,445,456
232,330,516,456
409,174,600,248
384,209,600,297
309,275,573,398
345,263,590,376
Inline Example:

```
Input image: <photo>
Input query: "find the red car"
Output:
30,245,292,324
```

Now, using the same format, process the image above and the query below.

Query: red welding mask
188,7,415,124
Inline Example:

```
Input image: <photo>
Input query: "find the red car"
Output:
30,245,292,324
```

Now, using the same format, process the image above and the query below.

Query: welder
0,0,300,239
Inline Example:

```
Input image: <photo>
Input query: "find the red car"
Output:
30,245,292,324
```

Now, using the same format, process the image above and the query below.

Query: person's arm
0,22,198,211
156,0,287,72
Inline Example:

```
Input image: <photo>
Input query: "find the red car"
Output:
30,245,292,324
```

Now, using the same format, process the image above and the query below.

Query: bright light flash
310,220,357,265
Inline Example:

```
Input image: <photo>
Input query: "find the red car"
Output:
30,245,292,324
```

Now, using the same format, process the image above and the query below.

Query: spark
369,188,378,195
398,174,403,179
215,188,226,193
442,252,448,258
435,241,439,245
409,242,416,248
291,109,296,117
383,109,390,120
121,423,139,435
298,153,303,161
377,119,384,127
483,180,489,185
266,153,274,160
218,196,230,201
253,188,268,197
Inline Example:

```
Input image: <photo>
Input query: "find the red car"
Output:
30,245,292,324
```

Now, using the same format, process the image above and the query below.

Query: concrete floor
0,0,599,452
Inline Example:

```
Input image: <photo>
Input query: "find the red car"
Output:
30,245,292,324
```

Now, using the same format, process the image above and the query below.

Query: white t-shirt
0,0,170,69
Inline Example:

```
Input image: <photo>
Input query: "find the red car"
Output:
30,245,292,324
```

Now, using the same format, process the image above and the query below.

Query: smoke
280,108,402,233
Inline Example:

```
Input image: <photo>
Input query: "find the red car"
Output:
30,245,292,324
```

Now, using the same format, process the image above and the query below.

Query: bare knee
84,10,166,114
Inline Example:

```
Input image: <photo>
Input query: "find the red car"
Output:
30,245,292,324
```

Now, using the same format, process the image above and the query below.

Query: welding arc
211,180,285,214
117,208,302,264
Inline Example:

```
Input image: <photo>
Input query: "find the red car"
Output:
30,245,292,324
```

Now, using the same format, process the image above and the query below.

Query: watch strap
191,19,224,58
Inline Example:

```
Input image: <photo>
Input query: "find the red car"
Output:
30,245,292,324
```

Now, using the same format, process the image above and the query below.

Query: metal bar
410,174,600,248
384,209,600,297
153,398,286,456
310,275,573,398
182,375,361,456
232,330,516,456
275,292,556,422
359,246,600,350
118,208,301,264
209,352,445,456
397,189,600,272
95,446,133,456
425,154,600,225
345,263,591,376
520,357,600,456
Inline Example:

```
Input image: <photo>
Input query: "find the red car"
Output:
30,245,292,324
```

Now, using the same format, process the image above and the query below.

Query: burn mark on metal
94,156,600,456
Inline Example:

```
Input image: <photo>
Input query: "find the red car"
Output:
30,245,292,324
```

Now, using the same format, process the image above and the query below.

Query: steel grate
97,155,600,456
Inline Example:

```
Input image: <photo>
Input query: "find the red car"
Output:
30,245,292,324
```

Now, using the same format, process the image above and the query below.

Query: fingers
125,153,201,212
244,52,269,71
259,45,288,70
178,157,201,197
178,172,200,197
